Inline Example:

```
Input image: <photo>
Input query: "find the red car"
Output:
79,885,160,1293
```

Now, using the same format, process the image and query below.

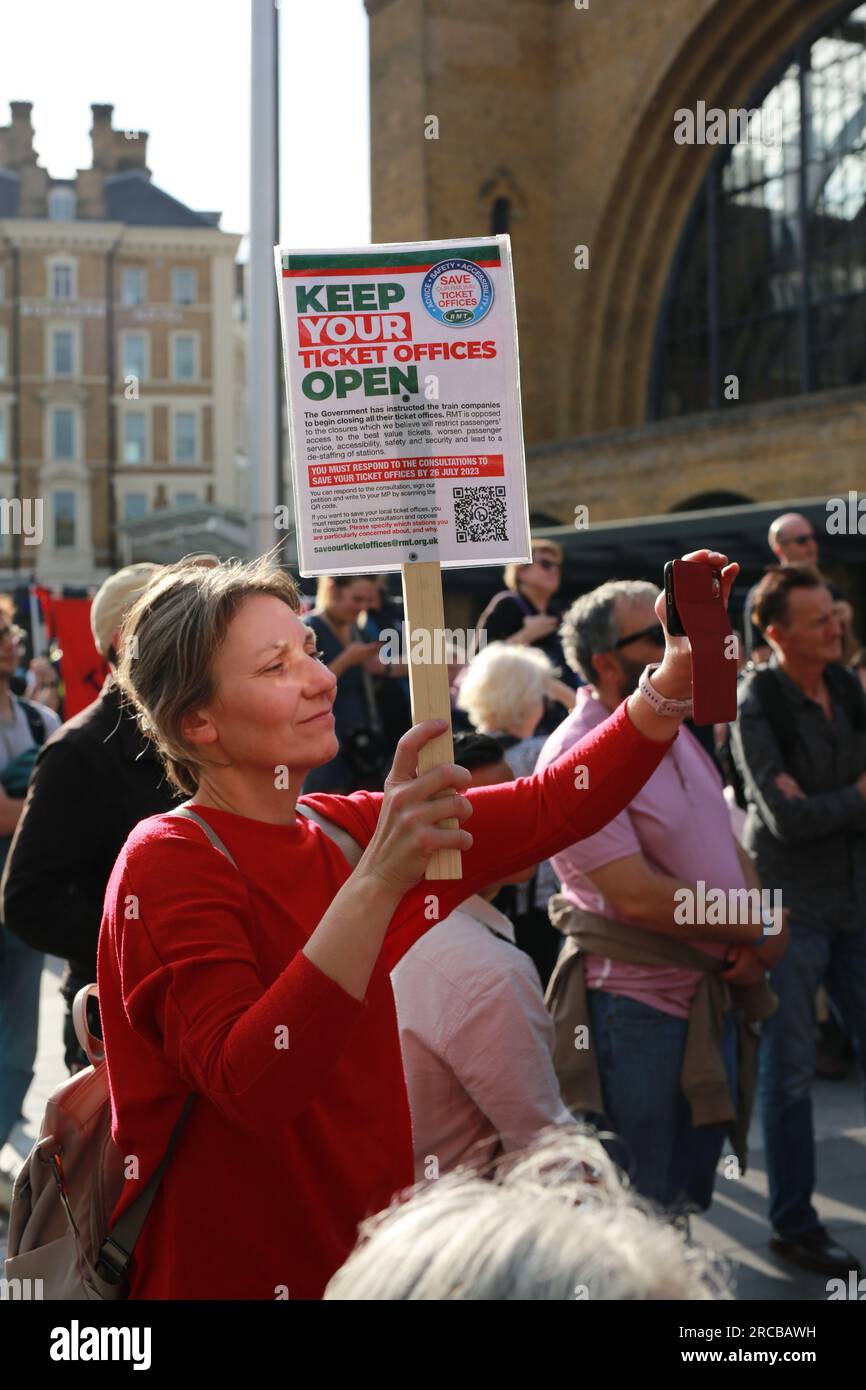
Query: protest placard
275,235,531,876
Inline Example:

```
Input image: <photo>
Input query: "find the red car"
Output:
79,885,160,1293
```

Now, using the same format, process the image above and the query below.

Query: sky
1,0,371,252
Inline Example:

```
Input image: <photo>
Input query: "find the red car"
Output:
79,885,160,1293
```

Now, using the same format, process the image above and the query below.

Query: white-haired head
324,1128,732,1301
456,640,554,737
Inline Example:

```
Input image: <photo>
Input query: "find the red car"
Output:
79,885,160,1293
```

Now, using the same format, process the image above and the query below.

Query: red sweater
97,699,672,1299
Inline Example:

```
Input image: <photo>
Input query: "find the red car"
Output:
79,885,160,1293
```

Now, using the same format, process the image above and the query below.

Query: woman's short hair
503,537,563,593
324,1127,731,1301
115,552,300,795
456,640,553,733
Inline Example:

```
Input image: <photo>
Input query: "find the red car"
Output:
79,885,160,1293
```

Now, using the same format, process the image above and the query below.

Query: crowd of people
0,510,863,1300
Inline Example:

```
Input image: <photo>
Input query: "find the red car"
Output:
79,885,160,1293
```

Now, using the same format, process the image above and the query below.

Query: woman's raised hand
343,640,383,668
651,549,740,701
359,720,474,894
520,613,559,643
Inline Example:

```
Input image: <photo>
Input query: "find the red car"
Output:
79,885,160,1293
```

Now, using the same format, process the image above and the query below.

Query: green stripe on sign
281,246,502,271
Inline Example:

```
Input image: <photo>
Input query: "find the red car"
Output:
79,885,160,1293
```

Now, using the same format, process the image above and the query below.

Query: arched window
651,1,866,418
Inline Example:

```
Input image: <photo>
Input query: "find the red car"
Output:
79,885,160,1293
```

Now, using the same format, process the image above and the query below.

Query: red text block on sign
307,454,505,486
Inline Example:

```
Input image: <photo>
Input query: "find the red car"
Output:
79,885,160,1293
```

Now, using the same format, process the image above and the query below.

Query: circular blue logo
421,259,493,327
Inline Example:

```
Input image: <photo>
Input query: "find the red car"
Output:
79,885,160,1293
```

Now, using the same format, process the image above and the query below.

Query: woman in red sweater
98,547,737,1299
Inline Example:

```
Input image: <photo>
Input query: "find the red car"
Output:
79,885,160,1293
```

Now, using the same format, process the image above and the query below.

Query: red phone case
670,560,737,724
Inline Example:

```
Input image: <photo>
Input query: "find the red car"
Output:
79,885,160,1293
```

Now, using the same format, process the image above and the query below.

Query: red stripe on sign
283,261,501,277
307,455,505,487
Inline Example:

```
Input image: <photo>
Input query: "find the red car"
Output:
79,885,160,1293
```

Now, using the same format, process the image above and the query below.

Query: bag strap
296,802,363,868
93,802,239,1291
95,1096,196,1294
825,662,866,732
166,803,239,867
169,800,363,870
95,799,362,1288
17,696,47,748
751,668,799,766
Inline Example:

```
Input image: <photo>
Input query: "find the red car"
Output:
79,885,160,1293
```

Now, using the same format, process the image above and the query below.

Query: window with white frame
172,268,197,305
53,490,76,548
121,267,147,307
52,328,75,377
172,334,197,381
0,327,6,378
122,332,147,382
48,187,76,221
123,412,147,464
52,407,75,460
123,492,148,521
175,491,198,507
173,410,198,463
51,263,74,300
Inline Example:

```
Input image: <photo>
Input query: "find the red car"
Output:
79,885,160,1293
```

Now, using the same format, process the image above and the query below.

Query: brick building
365,0,866,623
0,101,243,585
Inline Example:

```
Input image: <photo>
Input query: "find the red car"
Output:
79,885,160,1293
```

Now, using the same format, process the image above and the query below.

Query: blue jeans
0,926,44,1151
760,922,866,1239
586,988,737,1214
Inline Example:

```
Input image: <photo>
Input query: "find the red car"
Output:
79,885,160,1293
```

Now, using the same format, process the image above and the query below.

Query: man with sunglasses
743,513,849,664
536,579,786,1221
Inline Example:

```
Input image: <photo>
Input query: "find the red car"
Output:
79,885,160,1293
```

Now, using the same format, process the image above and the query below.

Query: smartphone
663,560,685,636
663,559,736,724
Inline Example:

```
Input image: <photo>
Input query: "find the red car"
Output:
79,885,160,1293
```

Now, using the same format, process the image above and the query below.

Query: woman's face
521,551,561,596
186,594,338,776
328,580,372,625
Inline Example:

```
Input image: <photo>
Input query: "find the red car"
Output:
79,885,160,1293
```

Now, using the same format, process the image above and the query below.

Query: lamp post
249,0,281,560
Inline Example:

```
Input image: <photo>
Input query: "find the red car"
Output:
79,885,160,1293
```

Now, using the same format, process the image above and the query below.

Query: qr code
453,485,508,543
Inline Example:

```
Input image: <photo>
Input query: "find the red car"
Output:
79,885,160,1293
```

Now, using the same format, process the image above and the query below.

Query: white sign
275,236,531,576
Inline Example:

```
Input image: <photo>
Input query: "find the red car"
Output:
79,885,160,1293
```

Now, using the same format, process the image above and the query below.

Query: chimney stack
89,102,150,177
0,101,39,170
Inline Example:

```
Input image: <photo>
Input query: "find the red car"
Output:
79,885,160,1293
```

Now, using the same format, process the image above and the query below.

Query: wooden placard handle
400,560,463,880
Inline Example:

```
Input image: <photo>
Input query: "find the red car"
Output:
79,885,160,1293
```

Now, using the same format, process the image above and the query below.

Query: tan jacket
544,895,777,1172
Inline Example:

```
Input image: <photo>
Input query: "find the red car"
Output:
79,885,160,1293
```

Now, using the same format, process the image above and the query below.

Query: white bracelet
637,663,693,718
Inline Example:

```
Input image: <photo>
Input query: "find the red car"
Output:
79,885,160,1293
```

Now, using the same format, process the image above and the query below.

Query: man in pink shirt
391,733,571,1179
536,580,782,1215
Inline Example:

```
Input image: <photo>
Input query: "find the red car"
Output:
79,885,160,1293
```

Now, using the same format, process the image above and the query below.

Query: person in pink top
536,579,788,1217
